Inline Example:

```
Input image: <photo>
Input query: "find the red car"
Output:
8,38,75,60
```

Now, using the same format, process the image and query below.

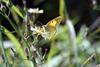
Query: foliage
0,0,100,67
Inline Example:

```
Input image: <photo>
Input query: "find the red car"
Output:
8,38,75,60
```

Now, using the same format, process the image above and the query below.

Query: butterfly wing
44,16,63,39
46,16,62,28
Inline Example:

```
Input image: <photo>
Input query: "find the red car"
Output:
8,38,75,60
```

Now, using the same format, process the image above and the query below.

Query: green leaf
2,26,31,67
11,5,24,19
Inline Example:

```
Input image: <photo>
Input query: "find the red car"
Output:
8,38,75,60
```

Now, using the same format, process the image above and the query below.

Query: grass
0,0,100,67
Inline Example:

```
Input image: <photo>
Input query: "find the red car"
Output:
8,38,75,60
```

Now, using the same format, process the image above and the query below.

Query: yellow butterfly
31,16,63,40
43,16,63,39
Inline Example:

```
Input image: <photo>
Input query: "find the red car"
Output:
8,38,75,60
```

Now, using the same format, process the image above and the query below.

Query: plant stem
0,26,8,66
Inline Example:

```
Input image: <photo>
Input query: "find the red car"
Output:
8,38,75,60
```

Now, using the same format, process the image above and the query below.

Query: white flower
28,8,44,14
30,26,49,40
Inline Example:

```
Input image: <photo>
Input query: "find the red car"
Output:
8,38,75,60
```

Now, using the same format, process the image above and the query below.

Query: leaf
2,26,31,67
11,5,24,19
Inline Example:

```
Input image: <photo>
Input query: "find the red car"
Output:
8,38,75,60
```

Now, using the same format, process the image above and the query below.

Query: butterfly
31,16,63,40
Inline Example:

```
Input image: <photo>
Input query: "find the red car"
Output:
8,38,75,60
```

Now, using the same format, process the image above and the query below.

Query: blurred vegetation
0,0,100,67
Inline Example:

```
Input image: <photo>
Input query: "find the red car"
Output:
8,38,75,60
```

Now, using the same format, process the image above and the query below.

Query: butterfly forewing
46,16,62,27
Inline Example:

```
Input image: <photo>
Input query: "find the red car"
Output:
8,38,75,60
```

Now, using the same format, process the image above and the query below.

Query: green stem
0,26,8,66
0,12,18,32
0,11,30,56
